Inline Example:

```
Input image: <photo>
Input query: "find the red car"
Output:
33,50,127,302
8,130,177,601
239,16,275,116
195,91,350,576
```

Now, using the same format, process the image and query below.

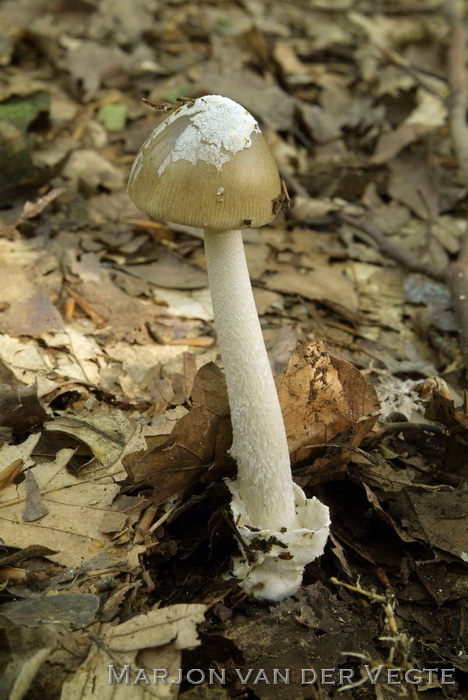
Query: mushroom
128,95,330,600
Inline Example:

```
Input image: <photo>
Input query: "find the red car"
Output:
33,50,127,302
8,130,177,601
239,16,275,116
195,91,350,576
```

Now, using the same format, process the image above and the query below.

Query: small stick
337,211,468,372
65,287,107,327
446,0,468,186
336,212,447,282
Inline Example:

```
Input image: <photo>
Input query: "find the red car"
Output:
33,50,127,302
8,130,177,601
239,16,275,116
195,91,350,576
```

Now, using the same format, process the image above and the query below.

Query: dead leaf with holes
277,340,380,464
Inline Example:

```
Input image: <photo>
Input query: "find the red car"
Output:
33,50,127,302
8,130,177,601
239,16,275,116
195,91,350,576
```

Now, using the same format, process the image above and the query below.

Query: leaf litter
0,1,467,699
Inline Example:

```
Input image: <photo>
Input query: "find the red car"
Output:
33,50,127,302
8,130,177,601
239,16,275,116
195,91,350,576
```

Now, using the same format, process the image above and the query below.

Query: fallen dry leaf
60,604,207,700
0,448,124,568
0,433,40,473
0,458,23,492
277,340,380,461
127,363,233,501
44,403,136,478
0,188,65,239
399,487,468,562
150,287,213,322
107,603,207,651
372,89,447,164
0,592,101,629
265,267,359,318
387,150,440,219
0,266,63,336
356,461,418,493
123,250,207,290
62,149,124,192
23,468,49,521
65,41,131,100
0,357,49,433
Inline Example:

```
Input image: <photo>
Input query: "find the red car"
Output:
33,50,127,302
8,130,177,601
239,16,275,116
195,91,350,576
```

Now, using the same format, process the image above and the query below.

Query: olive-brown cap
127,95,282,230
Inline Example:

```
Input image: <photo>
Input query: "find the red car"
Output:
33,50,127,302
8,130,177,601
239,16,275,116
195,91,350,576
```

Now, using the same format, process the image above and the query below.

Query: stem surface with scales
204,228,296,531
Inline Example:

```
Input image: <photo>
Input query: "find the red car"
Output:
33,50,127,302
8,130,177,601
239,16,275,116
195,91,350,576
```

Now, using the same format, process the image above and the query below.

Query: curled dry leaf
127,363,233,502
0,459,24,492
0,357,49,433
277,340,380,462
422,387,468,477
130,344,379,500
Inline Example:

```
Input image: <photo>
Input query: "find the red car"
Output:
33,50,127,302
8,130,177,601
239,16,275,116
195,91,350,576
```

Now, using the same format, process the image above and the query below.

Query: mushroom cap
128,95,282,230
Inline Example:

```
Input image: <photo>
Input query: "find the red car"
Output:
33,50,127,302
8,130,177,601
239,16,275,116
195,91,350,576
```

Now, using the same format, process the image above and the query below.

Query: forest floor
0,1,467,699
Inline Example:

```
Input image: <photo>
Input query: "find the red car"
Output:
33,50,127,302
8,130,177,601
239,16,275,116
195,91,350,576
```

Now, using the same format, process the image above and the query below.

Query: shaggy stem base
228,482,331,600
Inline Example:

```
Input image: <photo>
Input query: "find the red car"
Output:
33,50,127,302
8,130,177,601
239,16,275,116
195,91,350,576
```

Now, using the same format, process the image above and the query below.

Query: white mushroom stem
204,228,296,531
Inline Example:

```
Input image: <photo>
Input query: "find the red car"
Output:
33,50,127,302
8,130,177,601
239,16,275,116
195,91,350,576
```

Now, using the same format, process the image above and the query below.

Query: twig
330,576,387,603
446,233,468,366
331,577,425,699
337,211,468,372
377,43,446,99
65,287,107,327
377,421,445,435
335,212,447,282
445,1,468,371
278,166,309,199
284,164,468,370
446,0,468,186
